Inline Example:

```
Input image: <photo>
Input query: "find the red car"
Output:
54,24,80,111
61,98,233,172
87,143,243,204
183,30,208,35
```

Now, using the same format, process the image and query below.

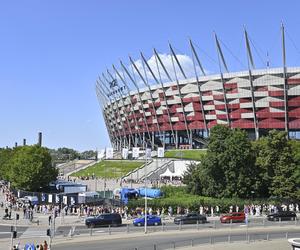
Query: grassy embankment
70,160,144,178
164,149,206,161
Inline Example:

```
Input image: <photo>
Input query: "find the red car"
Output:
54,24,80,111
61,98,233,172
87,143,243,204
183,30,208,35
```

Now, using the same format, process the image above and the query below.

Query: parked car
133,215,162,226
267,211,297,221
85,213,122,228
220,212,245,223
174,213,207,225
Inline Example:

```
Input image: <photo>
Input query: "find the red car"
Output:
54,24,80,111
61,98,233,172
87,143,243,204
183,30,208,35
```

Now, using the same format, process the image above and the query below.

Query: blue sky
1,0,300,151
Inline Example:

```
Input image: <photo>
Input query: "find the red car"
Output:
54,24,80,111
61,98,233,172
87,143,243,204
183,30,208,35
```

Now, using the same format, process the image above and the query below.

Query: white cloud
129,53,205,87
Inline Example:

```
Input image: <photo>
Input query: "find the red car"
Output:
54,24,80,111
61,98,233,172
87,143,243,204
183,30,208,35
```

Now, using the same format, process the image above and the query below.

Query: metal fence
124,231,300,250
48,217,300,250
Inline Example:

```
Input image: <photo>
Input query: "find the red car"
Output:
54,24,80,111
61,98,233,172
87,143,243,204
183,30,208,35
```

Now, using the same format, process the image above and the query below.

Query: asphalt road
0,225,27,239
53,217,300,237
53,228,300,250
0,217,298,240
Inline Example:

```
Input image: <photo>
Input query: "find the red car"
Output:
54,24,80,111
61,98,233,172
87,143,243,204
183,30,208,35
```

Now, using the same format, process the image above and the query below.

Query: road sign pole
144,153,147,234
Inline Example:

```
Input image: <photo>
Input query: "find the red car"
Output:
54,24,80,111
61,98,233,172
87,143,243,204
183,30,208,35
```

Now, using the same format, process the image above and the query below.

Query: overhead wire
286,28,300,65
248,35,267,68
218,37,247,69
193,42,218,65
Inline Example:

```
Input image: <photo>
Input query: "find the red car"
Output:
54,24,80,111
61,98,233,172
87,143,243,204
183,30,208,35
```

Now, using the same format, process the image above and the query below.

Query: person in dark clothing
48,215,52,226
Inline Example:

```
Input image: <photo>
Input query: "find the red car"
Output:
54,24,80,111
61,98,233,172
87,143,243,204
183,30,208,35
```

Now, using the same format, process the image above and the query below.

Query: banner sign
145,148,152,159
132,147,140,158
55,194,60,203
122,148,129,159
157,147,165,158
106,148,114,159
63,196,68,205
48,194,53,203
97,149,105,160
41,193,46,202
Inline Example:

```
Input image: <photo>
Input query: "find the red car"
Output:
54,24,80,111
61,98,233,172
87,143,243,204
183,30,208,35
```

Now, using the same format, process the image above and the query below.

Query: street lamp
144,148,151,234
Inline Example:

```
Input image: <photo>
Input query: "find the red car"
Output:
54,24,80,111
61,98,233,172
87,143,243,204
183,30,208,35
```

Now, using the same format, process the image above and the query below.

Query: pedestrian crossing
20,227,46,238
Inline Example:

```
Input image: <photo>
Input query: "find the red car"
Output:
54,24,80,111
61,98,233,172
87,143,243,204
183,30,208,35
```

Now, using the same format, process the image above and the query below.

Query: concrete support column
152,132,155,150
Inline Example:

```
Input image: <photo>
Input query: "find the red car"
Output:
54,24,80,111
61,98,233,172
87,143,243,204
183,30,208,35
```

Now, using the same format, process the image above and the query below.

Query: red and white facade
98,67,300,150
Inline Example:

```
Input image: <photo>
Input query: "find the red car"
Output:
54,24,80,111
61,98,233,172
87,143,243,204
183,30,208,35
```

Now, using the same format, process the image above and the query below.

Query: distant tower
14,142,18,148
38,132,42,147
23,139,26,146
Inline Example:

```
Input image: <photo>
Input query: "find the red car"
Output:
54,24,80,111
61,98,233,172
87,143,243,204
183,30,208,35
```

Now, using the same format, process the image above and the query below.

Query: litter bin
288,238,300,249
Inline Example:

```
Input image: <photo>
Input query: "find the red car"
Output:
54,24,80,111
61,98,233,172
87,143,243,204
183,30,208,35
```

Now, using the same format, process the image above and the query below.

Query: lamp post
144,148,151,234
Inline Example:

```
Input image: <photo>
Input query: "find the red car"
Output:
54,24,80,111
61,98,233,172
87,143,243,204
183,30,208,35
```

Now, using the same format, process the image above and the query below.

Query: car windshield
188,213,198,216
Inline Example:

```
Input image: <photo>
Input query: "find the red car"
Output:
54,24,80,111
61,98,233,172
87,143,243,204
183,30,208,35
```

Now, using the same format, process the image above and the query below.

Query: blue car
133,215,162,226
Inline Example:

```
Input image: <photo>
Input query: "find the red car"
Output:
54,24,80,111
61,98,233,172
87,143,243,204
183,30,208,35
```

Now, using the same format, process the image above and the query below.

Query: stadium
95,27,300,150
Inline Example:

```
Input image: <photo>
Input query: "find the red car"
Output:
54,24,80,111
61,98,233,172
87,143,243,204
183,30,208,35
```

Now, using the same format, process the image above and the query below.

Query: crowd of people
12,241,48,250
1,180,300,250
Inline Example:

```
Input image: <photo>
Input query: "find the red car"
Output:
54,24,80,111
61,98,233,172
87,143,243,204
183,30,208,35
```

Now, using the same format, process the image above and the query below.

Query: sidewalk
181,239,291,250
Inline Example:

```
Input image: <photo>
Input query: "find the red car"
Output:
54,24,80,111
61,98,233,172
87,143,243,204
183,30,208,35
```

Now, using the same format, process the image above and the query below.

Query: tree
222,129,259,198
0,148,14,180
289,140,300,199
7,145,58,191
184,125,258,198
80,150,97,160
183,162,201,194
255,130,298,199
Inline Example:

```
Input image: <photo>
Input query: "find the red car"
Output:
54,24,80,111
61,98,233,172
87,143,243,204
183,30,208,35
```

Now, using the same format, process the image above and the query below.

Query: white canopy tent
160,168,180,179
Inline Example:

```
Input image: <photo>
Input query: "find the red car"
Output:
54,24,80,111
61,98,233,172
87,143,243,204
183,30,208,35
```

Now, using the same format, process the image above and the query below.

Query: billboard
106,147,114,159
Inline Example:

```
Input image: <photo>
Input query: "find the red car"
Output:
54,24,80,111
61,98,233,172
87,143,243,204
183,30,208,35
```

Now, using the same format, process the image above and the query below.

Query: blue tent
120,188,138,204
138,188,162,198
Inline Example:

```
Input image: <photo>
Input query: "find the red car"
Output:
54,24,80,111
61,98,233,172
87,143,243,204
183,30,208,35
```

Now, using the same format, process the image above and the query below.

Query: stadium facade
96,26,300,150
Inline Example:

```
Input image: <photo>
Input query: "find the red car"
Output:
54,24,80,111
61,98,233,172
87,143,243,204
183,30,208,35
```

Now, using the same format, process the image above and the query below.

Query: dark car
85,213,122,228
174,213,207,225
267,211,297,221
220,212,245,223
133,215,162,226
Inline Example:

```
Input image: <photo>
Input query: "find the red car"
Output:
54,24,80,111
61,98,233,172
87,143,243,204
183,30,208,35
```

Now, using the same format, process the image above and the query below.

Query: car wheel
154,222,158,226
137,223,142,227
90,223,95,228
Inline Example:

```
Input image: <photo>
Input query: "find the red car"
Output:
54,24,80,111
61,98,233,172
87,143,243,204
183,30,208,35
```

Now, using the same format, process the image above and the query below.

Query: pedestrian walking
43,240,48,250
48,215,52,226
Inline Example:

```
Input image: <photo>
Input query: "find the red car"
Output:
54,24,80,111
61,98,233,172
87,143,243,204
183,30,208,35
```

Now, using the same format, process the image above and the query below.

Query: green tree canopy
254,130,298,199
184,125,257,199
3,145,58,191
0,148,14,180
184,127,300,200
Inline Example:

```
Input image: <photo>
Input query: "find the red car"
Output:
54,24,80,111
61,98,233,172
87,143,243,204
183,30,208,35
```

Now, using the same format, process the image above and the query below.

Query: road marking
95,230,105,233
20,227,46,238
0,232,11,234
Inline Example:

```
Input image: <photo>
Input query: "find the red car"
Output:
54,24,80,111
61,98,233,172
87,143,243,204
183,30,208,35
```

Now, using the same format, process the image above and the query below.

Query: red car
220,212,245,223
